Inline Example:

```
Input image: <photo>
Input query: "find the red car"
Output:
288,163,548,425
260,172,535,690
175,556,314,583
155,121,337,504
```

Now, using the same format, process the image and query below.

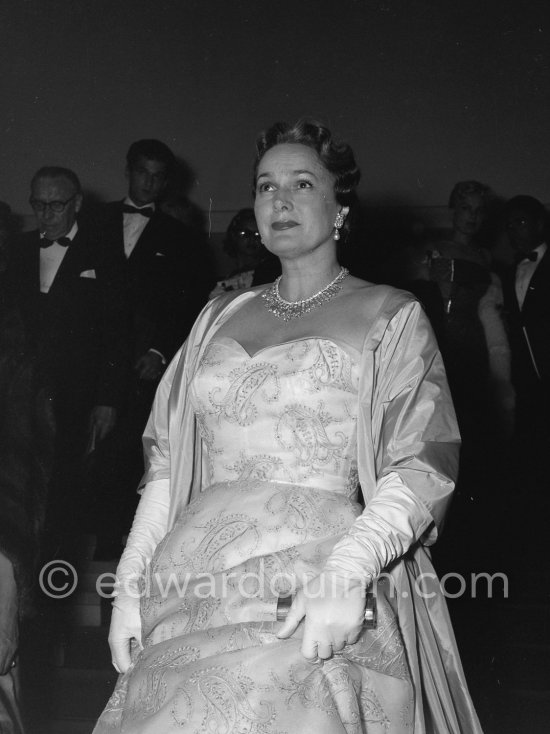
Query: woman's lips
272,220,298,230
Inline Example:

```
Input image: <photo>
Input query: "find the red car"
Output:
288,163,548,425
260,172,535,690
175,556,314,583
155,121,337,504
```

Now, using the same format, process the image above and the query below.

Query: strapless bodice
189,337,361,498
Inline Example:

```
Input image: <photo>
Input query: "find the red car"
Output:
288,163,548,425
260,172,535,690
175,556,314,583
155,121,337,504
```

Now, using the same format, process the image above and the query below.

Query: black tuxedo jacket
504,249,550,390
7,227,129,414
96,202,212,362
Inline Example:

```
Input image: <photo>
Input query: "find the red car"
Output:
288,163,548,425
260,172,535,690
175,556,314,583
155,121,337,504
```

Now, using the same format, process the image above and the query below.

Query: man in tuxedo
98,139,211,378
90,140,212,556
504,195,550,469
7,167,129,556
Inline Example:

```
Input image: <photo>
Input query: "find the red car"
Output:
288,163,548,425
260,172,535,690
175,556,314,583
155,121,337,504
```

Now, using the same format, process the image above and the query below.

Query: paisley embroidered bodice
190,337,360,498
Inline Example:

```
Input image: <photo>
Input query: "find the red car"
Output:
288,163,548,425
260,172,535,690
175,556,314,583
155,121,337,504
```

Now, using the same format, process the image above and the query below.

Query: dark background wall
1,0,549,232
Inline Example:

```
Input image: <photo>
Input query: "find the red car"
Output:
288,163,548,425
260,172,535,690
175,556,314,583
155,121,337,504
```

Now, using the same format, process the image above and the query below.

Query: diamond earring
333,210,346,241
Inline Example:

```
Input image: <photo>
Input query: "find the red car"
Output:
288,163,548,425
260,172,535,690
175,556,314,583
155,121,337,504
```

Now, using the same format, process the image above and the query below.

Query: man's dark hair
30,166,82,194
504,195,547,223
126,139,176,173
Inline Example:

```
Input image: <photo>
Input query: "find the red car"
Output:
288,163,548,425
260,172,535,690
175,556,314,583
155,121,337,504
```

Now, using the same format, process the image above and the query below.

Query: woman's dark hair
252,119,361,243
448,180,490,210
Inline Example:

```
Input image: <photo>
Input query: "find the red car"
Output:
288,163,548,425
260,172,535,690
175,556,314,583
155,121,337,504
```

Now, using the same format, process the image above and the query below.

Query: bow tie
122,204,154,218
516,250,538,264
40,236,71,249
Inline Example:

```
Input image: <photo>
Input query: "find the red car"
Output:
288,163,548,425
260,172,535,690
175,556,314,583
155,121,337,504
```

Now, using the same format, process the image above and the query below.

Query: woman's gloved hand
277,472,435,661
106,478,170,674
108,589,142,674
276,573,366,660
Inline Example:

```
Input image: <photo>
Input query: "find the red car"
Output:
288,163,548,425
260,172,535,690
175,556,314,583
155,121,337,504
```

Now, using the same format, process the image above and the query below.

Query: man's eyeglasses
237,229,261,240
29,195,77,213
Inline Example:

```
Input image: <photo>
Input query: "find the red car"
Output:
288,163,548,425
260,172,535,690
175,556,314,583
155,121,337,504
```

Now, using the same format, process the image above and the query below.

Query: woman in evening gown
421,181,513,435
94,120,482,733
409,182,513,573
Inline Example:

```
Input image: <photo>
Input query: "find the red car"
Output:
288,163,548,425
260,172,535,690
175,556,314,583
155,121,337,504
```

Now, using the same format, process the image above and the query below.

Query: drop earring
333,210,345,241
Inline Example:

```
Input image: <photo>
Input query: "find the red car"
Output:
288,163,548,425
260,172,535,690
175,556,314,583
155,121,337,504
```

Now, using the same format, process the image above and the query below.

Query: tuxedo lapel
504,266,520,316
521,249,550,318
126,212,159,264
113,202,126,258
47,230,86,295
100,202,126,260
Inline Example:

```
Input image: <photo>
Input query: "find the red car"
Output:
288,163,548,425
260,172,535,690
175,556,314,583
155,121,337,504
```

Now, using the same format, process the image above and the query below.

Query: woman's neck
278,260,342,302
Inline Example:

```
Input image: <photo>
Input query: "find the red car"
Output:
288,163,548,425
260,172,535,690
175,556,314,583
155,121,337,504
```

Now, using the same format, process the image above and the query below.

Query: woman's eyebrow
257,168,317,180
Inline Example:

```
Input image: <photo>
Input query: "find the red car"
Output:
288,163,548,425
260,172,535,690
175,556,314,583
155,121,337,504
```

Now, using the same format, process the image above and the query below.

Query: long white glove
278,472,433,659
109,479,169,673
322,471,434,584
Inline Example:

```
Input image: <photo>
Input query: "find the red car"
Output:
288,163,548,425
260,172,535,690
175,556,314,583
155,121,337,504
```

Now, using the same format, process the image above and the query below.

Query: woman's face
254,143,342,260
452,193,485,237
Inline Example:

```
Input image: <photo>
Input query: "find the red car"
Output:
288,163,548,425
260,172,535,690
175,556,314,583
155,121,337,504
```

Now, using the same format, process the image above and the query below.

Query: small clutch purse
276,590,377,629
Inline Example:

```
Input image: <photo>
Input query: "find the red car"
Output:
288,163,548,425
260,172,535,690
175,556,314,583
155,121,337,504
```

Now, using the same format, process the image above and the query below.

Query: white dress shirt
515,242,547,310
123,197,155,258
39,222,78,293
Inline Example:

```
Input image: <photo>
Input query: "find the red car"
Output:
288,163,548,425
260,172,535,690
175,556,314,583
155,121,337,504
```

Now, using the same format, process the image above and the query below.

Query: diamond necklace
262,266,350,322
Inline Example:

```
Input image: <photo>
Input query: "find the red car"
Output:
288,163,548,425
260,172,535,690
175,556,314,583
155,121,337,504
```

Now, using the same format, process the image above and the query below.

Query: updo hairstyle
448,180,490,210
253,119,361,242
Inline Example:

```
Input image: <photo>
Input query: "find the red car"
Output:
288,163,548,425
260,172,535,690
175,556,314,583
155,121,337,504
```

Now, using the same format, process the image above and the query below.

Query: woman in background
209,208,272,297
95,120,482,733
416,181,513,434
410,182,514,574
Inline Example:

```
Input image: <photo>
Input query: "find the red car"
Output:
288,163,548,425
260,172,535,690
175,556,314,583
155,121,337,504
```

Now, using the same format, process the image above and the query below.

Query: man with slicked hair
99,139,211,375
90,141,212,557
